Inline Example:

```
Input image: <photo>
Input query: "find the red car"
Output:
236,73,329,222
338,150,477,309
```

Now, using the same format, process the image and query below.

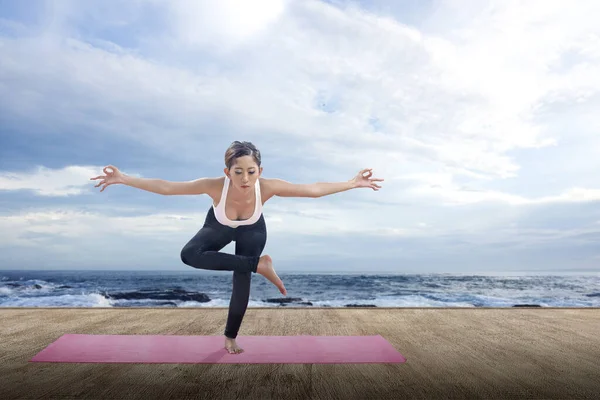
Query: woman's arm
266,178,355,198
123,175,218,196
161,177,220,196
91,165,217,196
265,168,383,199
121,175,172,195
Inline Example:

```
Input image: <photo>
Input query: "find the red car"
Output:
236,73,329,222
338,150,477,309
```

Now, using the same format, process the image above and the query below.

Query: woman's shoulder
259,177,280,203
206,176,226,188
206,176,226,204
258,176,275,189
258,176,285,201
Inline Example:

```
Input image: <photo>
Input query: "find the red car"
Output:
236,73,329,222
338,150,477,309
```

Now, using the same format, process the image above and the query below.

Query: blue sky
1,0,599,275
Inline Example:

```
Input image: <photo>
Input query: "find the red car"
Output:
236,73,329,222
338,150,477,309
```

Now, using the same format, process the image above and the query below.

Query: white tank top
212,176,263,228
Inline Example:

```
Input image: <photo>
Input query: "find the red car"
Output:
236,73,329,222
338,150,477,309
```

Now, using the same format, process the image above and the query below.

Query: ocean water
1,270,599,308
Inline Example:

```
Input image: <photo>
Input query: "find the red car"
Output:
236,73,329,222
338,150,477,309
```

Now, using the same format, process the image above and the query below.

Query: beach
1,307,599,399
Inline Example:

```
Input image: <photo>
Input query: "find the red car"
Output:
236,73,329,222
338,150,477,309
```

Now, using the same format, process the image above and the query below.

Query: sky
1,0,599,275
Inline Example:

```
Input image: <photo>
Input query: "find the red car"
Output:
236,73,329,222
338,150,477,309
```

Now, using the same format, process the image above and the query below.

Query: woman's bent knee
180,247,190,266
180,244,201,267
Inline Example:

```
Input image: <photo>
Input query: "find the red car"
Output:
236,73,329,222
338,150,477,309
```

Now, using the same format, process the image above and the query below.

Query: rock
265,297,303,304
105,289,210,303
345,304,377,308
512,304,542,307
156,301,178,307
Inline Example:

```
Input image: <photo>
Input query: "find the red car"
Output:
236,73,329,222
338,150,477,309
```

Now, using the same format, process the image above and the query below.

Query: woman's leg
180,208,260,273
224,216,267,339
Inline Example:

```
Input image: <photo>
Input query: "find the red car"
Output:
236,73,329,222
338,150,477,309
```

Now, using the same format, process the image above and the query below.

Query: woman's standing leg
224,215,267,340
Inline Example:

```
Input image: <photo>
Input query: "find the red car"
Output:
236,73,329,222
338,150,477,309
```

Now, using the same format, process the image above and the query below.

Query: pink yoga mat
30,334,406,364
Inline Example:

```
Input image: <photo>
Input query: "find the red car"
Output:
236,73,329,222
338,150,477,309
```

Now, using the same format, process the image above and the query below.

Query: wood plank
1,308,598,399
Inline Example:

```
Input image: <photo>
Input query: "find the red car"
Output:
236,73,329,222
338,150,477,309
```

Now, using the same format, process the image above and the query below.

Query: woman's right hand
90,165,125,192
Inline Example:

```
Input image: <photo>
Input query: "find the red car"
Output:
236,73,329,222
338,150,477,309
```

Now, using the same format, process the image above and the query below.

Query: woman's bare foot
224,337,244,354
256,255,287,296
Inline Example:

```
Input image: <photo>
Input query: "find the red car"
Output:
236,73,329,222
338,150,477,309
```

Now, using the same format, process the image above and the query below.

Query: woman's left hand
352,168,384,191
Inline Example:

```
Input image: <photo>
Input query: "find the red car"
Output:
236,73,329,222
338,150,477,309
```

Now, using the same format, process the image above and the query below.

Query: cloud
395,172,600,206
2,200,599,273
3,165,600,210
0,0,564,177
0,166,100,196
1,0,600,273
166,0,287,50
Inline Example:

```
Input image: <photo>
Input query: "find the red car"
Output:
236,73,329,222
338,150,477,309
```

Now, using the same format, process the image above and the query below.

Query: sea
0,270,599,308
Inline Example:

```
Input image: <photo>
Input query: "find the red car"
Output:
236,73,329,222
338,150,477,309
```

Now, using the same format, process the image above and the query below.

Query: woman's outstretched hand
90,165,125,192
352,168,383,191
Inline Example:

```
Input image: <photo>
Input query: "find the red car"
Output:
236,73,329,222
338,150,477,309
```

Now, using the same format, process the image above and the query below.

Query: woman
90,141,383,354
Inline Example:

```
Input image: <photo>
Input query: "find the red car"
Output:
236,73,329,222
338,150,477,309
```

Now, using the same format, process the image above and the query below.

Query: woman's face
226,155,262,192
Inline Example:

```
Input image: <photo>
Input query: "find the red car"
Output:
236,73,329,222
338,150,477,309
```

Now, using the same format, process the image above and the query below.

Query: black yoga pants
180,207,266,339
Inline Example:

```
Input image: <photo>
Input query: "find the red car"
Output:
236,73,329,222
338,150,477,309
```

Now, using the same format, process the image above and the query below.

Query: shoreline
2,306,599,309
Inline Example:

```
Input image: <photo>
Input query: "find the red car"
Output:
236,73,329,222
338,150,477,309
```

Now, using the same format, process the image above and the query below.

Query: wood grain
1,308,598,399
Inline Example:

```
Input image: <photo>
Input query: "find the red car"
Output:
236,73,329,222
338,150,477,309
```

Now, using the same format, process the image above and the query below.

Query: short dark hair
224,141,262,170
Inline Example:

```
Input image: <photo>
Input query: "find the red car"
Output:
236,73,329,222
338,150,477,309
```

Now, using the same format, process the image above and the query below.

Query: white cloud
0,209,191,243
0,165,147,197
395,173,600,206
0,0,573,177
166,0,287,50
3,165,600,209
1,0,600,272
0,166,99,196
5,0,598,185
2,200,599,272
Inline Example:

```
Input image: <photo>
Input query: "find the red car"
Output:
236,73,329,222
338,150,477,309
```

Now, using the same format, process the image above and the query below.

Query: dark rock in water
585,293,600,298
156,301,178,307
105,288,210,303
34,284,42,289
115,301,178,308
58,285,73,289
278,302,314,307
265,297,303,304
513,304,542,307
264,298,314,306
345,304,377,308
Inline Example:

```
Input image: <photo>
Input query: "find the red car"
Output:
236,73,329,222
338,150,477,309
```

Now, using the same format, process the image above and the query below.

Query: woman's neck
228,182,253,202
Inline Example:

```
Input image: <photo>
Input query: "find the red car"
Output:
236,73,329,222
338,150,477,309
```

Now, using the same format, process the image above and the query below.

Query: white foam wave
0,292,113,307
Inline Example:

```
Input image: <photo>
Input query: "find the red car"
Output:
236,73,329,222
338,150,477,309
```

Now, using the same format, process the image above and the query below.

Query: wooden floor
1,308,599,399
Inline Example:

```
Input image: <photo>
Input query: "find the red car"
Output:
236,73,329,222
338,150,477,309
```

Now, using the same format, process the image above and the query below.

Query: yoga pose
90,141,383,354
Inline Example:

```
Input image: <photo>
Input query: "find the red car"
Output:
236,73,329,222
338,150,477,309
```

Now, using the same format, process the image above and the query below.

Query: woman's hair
224,141,262,170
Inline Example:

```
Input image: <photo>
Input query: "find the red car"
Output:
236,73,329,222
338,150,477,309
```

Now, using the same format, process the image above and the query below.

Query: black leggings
180,207,266,339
